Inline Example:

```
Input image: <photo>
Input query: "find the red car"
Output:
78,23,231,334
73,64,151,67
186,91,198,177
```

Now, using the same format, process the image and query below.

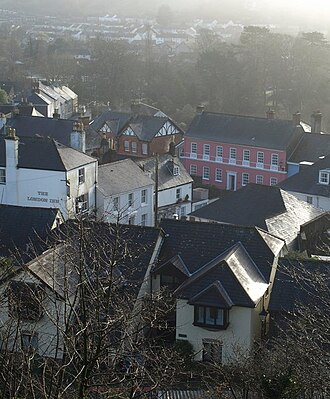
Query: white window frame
242,173,249,186
270,177,278,186
191,143,197,159
0,168,5,184
131,141,137,153
75,193,88,214
128,193,134,207
141,213,147,226
215,168,222,182
319,170,330,185
190,164,197,175
141,189,147,204
216,146,223,162
173,165,180,176
203,144,210,160
243,149,250,166
176,188,181,200
229,148,236,164
124,140,130,152
256,175,264,185
256,151,264,168
142,143,148,155
203,166,210,180
78,168,85,185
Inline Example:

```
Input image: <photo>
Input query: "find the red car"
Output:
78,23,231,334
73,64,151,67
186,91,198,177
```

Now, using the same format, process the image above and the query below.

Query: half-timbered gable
155,120,181,137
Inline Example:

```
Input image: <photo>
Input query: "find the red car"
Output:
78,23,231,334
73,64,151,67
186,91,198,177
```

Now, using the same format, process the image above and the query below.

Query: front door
227,172,237,191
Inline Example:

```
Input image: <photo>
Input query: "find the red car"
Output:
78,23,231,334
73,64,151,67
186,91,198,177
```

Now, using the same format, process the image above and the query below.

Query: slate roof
159,219,284,281
288,133,330,164
136,154,193,191
269,258,330,313
175,243,269,308
90,111,182,142
0,136,96,171
190,184,323,248
186,111,304,150
2,115,78,147
98,159,154,196
0,205,60,259
279,154,330,197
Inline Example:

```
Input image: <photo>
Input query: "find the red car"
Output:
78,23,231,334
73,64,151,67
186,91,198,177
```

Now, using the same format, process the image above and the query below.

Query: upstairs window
216,146,223,159
190,165,197,175
113,196,120,211
131,141,137,153
271,154,279,166
128,193,134,207
191,143,197,154
319,170,330,185
176,188,181,200
124,140,130,152
8,281,44,321
75,193,89,214
141,189,147,204
194,305,228,329
243,149,250,161
0,169,6,184
173,165,180,176
142,143,148,155
78,168,85,185
203,144,210,160
229,148,236,159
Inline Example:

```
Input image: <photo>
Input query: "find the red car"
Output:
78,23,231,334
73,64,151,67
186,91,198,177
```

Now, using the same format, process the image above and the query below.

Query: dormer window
319,170,330,185
173,165,180,176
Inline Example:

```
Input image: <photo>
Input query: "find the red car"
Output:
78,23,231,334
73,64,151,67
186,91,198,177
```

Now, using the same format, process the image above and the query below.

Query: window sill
193,322,229,331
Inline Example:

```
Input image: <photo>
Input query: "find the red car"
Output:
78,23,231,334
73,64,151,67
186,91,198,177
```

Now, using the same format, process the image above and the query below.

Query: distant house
97,159,154,226
279,154,330,211
154,219,285,363
189,184,323,250
0,130,97,220
136,154,193,220
181,109,307,191
90,102,183,159
2,114,86,153
0,221,163,359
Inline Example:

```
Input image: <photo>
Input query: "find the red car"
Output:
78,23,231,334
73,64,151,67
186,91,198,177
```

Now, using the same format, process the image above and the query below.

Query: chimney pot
266,108,275,119
311,110,322,133
196,104,205,114
292,111,301,126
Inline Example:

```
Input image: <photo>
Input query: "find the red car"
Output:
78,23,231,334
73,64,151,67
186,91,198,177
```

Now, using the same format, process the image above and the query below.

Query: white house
97,159,154,226
280,154,330,211
0,129,97,220
136,154,193,220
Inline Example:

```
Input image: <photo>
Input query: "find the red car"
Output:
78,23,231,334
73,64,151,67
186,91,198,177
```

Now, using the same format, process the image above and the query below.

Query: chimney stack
71,121,86,152
292,111,301,126
168,141,176,157
266,108,275,119
311,111,322,134
53,108,60,119
196,104,205,114
130,100,140,115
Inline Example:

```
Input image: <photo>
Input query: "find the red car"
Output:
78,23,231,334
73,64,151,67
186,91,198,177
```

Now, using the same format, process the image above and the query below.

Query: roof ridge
201,111,292,123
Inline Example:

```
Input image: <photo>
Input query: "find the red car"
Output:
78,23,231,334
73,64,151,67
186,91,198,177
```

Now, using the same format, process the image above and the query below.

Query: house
0,129,97,220
2,114,86,153
89,102,183,159
279,154,330,211
181,109,306,191
298,213,330,256
0,221,163,359
153,219,286,363
0,205,63,260
189,184,323,250
136,154,193,220
97,159,154,226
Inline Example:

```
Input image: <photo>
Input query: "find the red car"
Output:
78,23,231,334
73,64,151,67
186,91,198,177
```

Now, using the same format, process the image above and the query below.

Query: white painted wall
0,158,97,220
97,184,154,226
0,273,66,359
175,299,263,363
287,190,330,211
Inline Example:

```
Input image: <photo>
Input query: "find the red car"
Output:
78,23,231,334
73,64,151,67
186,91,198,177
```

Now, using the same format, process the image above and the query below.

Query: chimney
32,80,40,93
196,104,205,114
5,127,19,203
0,113,6,131
168,141,176,157
53,108,60,119
71,121,86,152
292,111,301,126
266,108,275,119
130,100,140,115
311,111,322,134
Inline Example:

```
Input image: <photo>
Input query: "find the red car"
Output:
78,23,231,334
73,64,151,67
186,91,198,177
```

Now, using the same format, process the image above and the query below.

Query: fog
2,0,330,31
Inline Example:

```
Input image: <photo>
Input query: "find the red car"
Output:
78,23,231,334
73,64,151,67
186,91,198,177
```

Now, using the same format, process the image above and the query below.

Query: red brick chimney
311,111,322,134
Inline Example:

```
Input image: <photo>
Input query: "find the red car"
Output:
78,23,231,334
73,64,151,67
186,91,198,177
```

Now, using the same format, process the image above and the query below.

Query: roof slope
136,154,193,191
190,184,323,247
98,159,154,196
186,111,303,150
0,205,60,259
288,133,330,164
0,136,96,171
175,243,268,308
159,219,284,281
279,154,330,197
3,115,77,147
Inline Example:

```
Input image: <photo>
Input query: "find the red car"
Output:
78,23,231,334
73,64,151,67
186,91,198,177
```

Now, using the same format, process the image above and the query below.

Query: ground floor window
75,193,89,214
202,339,223,363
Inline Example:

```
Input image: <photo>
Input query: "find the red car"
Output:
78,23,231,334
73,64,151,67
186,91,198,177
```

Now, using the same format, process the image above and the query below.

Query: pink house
181,110,305,190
